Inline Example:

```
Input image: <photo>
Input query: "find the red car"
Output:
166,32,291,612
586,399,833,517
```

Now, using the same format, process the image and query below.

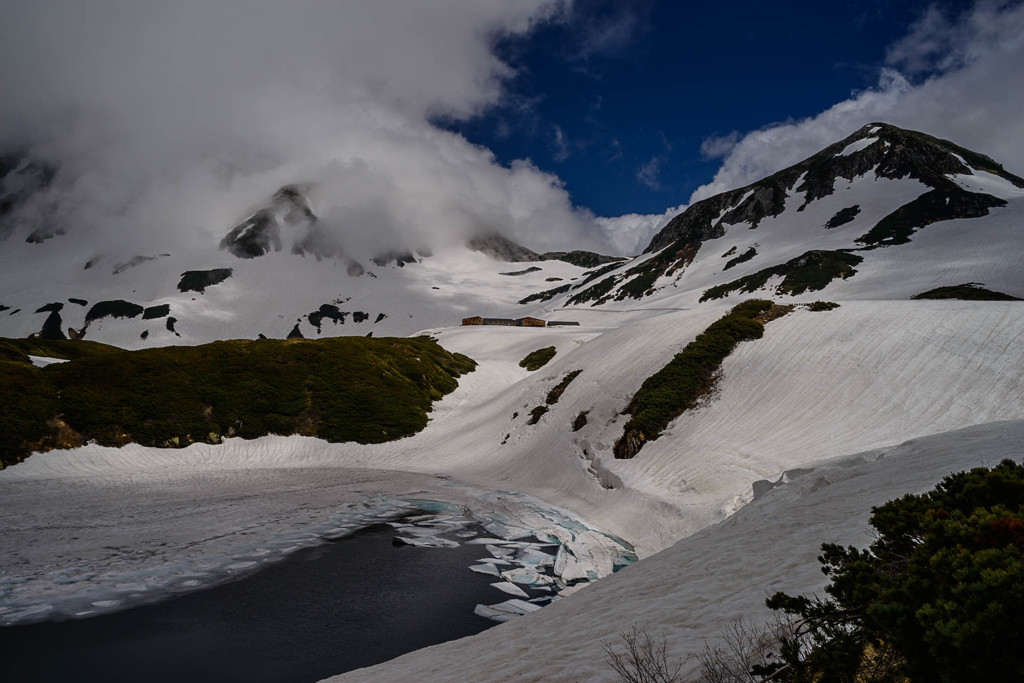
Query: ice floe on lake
0,491,634,627
381,498,635,622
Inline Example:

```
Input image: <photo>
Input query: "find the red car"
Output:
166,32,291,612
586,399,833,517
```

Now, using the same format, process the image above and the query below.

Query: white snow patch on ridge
26,355,69,368
834,136,877,156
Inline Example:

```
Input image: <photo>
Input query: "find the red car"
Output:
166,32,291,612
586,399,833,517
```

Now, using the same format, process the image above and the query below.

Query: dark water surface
1,524,505,683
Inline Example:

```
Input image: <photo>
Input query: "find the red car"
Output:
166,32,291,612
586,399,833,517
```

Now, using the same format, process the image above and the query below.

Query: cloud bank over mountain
599,0,1024,255
0,0,624,256
693,0,1024,201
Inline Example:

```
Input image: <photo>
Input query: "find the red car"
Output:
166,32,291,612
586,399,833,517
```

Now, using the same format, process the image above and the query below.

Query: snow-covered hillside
2,123,1023,680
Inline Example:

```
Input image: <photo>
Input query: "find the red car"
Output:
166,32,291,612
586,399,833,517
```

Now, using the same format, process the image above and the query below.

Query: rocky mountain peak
644,122,1024,255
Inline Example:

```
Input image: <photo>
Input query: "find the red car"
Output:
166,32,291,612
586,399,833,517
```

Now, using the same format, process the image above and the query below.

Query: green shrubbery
519,346,557,371
766,460,1024,682
614,300,772,459
701,251,862,302
804,301,840,311
546,369,582,405
0,336,475,468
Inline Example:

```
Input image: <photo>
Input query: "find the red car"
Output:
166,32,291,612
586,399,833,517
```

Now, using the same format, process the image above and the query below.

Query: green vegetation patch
519,282,572,305
767,459,1024,682
0,336,475,468
614,300,772,459
701,250,863,301
526,405,548,425
804,300,841,311
545,370,582,405
615,240,702,302
519,346,556,371
566,274,618,306
912,283,1022,301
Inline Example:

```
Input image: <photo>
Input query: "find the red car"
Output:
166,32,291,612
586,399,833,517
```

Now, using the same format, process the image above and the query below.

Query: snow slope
331,419,1024,682
0,236,593,349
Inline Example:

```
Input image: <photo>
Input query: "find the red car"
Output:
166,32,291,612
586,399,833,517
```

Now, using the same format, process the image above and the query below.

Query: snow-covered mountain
2,123,1023,680
0,169,620,348
519,123,1024,314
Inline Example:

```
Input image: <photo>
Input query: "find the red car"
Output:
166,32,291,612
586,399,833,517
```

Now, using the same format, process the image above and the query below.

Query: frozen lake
1,522,509,682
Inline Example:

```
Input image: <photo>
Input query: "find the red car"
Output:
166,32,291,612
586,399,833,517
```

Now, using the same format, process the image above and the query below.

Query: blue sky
442,0,938,217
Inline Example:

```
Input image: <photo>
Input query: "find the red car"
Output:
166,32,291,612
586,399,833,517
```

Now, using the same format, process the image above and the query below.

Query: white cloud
0,0,625,256
595,204,682,255
551,124,571,162
636,155,665,191
699,131,742,160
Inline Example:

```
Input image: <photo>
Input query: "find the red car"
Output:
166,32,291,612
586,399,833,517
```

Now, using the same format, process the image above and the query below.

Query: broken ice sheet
515,548,555,567
501,567,554,588
489,582,529,598
469,564,501,577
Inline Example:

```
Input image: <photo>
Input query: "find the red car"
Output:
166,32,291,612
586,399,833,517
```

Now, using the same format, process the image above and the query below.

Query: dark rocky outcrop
825,205,860,229
912,283,1022,301
308,304,347,332
500,266,543,276
177,268,233,293
142,304,171,320
724,247,757,271
85,300,145,324
539,251,627,267
68,298,88,306
1,157,57,242
25,224,65,244
305,305,377,332
220,207,283,258
519,283,572,305
37,310,66,340
371,250,418,268
220,185,315,259
466,231,540,262
112,254,169,275
857,187,1006,248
